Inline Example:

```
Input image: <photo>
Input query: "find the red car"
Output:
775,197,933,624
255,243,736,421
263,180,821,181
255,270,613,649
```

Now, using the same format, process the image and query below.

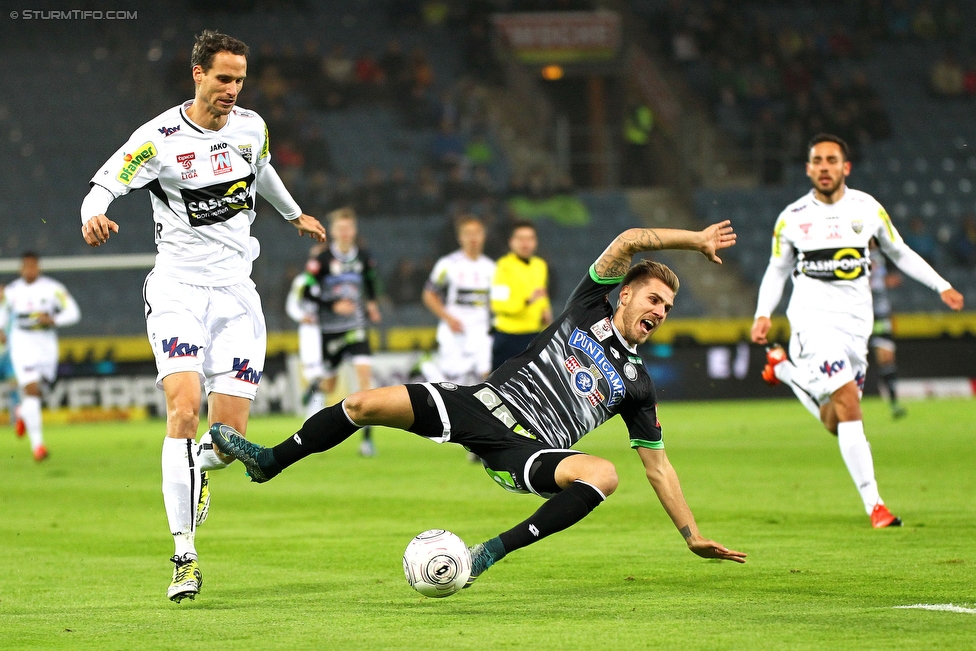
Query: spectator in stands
379,39,409,99
387,257,428,306
322,44,354,104
904,217,939,264
622,93,655,187
886,0,913,39
354,50,385,102
952,216,976,266
354,167,389,216
412,165,445,213
302,126,332,174
931,51,965,98
430,120,466,170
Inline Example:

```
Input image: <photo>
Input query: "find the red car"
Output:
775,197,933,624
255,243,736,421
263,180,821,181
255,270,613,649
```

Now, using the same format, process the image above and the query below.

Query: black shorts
405,382,580,498
321,329,372,376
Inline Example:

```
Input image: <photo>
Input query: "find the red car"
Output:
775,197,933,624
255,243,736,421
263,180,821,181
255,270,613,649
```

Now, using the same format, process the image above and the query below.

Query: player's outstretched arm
941,288,964,311
82,214,120,247
637,447,747,563
593,221,735,280
291,214,327,242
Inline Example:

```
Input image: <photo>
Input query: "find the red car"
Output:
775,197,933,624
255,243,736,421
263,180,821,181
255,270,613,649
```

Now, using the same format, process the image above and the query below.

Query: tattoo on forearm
595,229,665,278
679,525,692,540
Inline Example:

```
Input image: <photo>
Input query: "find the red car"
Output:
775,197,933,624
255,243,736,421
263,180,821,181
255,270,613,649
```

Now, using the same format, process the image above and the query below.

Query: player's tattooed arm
593,222,736,280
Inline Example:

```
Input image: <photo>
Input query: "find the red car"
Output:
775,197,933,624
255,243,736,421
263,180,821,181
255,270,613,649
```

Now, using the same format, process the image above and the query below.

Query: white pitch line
894,604,976,614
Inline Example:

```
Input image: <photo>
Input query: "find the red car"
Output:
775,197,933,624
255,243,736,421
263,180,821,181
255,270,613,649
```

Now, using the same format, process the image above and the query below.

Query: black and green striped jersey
485,266,662,451
305,244,379,334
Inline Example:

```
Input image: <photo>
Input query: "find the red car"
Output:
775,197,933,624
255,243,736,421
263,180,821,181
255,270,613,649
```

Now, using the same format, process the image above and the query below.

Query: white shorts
788,328,868,404
144,272,267,400
298,322,324,383
8,330,58,387
436,322,492,382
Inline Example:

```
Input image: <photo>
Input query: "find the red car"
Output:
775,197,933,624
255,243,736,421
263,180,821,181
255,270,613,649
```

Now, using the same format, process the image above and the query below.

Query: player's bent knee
572,457,619,496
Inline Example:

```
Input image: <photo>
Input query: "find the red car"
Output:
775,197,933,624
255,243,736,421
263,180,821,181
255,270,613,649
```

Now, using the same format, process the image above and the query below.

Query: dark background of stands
0,0,972,339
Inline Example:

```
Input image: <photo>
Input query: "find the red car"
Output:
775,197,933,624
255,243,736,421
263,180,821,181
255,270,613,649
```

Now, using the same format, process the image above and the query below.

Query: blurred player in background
422,216,495,385
868,239,907,418
211,221,746,585
0,284,18,429
285,243,327,416
490,220,552,370
303,208,382,457
79,30,326,601
0,252,81,461
752,134,964,528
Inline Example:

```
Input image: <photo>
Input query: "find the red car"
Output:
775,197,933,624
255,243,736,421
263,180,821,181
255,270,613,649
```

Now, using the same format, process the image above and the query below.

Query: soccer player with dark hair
79,29,326,601
752,133,964,528
211,221,747,586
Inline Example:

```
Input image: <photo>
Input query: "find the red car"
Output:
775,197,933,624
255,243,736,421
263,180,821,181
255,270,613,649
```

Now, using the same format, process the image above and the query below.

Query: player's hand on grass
294,213,327,242
750,316,771,345
82,214,119,247
688,537,747,563
941,288,964,311
698,220,736,264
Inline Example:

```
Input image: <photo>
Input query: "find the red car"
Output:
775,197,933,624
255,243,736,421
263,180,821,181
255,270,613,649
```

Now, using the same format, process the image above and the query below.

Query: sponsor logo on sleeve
116,141,156,185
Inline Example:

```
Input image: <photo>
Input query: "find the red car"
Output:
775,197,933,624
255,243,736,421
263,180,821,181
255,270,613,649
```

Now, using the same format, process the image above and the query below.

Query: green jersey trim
589,264,624,285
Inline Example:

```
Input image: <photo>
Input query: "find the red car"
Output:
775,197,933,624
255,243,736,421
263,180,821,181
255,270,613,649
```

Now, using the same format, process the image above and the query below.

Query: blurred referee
489,221,552,370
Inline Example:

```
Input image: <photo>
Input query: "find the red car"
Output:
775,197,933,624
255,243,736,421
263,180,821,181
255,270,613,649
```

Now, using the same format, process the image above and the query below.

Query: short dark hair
807,133,851,161
621,259,679,295
190,30,249,72
21,250,39,261
509,220,537,238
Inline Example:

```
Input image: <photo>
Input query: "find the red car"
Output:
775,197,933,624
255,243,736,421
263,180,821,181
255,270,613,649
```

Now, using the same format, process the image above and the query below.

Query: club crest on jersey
158,124,180,137
564,356,604,406
623,362,638,381
211,150,232,175
851,219,863,234
161,337,200,359
117,141,156,185
233,358,263,385
567,328,625,407
589,317,613,342
238,143,253,163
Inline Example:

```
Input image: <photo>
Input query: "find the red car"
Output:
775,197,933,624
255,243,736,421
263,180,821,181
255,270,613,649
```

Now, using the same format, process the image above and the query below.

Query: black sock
361,426,372,441
271,401,360,469
498,481,605,554
879,364,899,404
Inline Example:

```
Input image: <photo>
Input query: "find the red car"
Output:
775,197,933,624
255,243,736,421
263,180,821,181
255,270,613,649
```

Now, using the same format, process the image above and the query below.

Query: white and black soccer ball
402,529,472,598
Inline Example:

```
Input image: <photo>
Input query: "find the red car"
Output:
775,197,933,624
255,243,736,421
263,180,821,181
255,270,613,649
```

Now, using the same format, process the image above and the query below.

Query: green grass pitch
1,397,974,650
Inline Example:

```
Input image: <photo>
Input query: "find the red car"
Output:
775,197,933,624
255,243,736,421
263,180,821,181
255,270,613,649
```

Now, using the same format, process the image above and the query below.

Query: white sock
195,431,230,471
161,437,200,559
775,362,821,420
21,395,44,450
305,391,326,419
836,420,882,515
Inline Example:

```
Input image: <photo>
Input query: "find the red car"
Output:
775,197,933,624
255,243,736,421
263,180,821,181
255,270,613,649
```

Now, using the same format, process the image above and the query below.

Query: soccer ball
402,529,472,598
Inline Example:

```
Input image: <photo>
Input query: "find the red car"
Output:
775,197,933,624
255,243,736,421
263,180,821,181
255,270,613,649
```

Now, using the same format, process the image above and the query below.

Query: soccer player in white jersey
79,30,326,602
0,252,80,461
422,216,496,385
751,134,964,528
286,245,327,417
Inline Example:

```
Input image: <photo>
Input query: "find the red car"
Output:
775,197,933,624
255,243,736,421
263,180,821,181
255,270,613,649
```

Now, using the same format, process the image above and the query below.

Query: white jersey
2,276,80,382
285,272,318,324
87,101,300,287
426,250,496,334
755,188,952,339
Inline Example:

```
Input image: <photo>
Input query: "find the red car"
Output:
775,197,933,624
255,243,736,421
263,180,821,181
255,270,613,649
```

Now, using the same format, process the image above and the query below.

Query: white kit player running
422,216,496,385
286,247,327,416
79,30,326,602
0,252,80,461
751,134,964,528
